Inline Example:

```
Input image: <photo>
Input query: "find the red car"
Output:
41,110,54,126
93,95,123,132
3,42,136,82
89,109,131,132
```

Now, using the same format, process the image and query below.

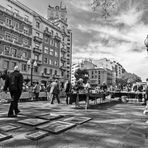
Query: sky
18,0,148,81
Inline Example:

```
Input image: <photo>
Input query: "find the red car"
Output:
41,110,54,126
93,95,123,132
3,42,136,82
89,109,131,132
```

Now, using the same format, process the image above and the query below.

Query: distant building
93,58,125,85
71,59,113,86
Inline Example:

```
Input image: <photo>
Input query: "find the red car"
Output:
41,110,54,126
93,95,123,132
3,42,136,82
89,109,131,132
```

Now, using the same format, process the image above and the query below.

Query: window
5,32,12,41
24,26,29,35
44,58,48,64
51,30,53,36
61,71,64,76
36,22,40,29
55,61,58,66
12,34,18,41
55,51,58,57
11,48,17,57
44,36,48,43
4,46,10,55
44,68,47,74
3,60,9,69
36,32,40,37
35,43,40,48
34,67,38,73
44,46,48,54
49,59,52,65
50,69,52,75
50,39,54,46
6,18,12,25
11,62,16,70
49,48,54,56
15,21,19,29
55,41,58,48
14,9,19,14
22,64,27,71
22,51,27,58
34,54,39,60
23,38,28,45
24,15,29,21
54,70,57,75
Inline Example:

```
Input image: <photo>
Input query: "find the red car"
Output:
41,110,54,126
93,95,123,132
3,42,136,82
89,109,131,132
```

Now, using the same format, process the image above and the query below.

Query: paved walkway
0,99,148,148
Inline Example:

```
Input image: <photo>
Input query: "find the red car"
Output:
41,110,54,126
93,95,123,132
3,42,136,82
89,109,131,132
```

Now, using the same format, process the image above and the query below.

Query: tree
116,72,142,86
91,0,119,19
74,69,89,83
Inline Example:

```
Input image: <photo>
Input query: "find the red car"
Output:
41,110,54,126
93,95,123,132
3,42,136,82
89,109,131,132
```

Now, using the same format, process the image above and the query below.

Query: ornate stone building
0,0,72,84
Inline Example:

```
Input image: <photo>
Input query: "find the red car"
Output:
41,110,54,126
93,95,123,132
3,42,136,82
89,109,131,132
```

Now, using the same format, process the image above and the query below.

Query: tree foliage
116,72,142,86
91,0,119,19
74,69,89,83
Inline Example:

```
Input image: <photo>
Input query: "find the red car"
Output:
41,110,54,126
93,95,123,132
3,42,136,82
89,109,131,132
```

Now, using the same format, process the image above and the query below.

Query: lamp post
144,35,148,54
27,59,37,86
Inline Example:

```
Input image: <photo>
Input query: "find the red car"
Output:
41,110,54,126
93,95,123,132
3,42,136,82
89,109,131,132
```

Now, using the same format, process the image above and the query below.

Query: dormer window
36,22,40,29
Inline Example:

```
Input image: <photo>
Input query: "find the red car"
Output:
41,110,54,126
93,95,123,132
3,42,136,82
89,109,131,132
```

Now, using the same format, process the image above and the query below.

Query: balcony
54,35,61,41
33,47,42,54
5,9,14,16
60,66,67,71
44,29,52,37
61,47,66,52
52,74,60,79
42,72,50,78
36,60,42,65
0,52,27,61
61,57,67,62
14,13,23,21
24,17,32,25
23,44,31,50
14,40,22,46
5,38,13,43
34,36,43,43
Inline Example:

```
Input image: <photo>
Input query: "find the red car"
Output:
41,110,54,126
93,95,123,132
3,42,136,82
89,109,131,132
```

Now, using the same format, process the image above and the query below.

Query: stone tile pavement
0,99,148,148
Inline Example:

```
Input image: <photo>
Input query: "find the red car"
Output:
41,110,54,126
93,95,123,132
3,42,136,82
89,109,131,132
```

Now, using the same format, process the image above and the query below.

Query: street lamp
144,35,148,54
27,59,37,86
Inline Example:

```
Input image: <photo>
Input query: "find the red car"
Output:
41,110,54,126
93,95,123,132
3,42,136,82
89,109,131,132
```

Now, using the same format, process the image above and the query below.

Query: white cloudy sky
19,0,148,81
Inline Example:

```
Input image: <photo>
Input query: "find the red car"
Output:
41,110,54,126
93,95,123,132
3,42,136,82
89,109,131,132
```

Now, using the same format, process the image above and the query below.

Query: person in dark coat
3,66,23,117
100,82,107,100
65,80,72,104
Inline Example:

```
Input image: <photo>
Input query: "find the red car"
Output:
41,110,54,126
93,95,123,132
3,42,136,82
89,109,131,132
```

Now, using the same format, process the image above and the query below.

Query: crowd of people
1,65,148,117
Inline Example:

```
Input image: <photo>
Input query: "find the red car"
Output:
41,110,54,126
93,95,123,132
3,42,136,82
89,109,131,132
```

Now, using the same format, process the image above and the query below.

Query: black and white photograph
25,130,49,140
36,121,75,133
62,116,92,124
0,124,21,132
18,118,48,126
0,0,148,147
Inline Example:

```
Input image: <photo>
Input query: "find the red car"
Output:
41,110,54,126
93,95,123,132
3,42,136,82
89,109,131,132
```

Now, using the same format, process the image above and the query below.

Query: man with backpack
3,66,23,117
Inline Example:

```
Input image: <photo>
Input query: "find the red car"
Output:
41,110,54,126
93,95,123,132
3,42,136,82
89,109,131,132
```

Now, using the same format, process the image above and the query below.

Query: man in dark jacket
3,66,23,117
65,80,72,104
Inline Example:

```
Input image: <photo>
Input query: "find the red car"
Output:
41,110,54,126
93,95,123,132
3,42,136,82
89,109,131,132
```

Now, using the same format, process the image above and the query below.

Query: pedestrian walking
64,80,72,104
50,79,60,104
3,66,23,117
100,82,107,100
46,80,52,101
33,82,40,101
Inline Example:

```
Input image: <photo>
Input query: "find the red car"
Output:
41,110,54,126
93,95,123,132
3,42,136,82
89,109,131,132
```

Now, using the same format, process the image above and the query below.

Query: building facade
0,0,72,84
0,0,33,80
